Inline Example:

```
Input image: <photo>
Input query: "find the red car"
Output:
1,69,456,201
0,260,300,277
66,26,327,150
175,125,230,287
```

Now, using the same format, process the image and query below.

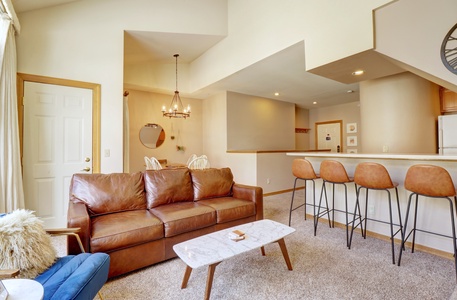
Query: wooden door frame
17,73,101,173
315,120,343,152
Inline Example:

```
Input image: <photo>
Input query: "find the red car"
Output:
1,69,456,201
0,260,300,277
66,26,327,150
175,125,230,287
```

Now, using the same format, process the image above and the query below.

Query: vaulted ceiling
13,0,405,109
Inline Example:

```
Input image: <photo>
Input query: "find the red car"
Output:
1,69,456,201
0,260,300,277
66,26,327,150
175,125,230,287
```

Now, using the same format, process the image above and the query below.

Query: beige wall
15,0,457,175
16,0,227,173
309,101,361,152
126,90,203,172
295,107,310,149
227,92,295,150
191,0,391,90
201,92,228,167
375,0,457,90
360,72,440,154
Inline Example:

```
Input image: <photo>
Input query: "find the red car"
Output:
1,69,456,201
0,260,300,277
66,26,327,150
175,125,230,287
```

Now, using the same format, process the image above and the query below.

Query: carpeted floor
53,191,457,299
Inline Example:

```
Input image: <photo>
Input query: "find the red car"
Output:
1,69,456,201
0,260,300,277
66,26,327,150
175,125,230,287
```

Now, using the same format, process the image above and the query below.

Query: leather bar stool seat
397,164,457,281
348,162,403,264
289,158,320,226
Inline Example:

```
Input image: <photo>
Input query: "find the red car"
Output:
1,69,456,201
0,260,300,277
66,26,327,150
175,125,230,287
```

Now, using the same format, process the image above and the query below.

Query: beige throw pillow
0,209,56,278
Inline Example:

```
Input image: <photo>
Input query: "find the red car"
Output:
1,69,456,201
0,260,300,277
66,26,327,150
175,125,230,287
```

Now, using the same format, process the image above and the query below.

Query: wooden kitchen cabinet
440,87,457,113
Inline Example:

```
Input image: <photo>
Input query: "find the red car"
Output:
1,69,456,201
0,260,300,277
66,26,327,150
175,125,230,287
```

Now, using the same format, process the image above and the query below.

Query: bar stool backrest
292,158,318,180
404,164,456,197
354,162,395,189
320,160,351,183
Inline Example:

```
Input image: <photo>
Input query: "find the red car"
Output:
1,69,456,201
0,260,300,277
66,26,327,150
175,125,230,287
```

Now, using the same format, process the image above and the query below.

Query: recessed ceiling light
274,92,279,96
347,90,354,93
313,101,317,105
352,70,364,76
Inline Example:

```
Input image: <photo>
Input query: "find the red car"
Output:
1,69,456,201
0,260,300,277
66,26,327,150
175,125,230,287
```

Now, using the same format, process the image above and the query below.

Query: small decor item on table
229,229,245,242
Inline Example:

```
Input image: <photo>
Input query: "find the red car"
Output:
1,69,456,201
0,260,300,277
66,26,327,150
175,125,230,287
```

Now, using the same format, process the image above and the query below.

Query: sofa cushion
150,202,216,237
144,168,194,209
90,210,163,253
198,197,256,223
70,172,146,216
190,168,234,201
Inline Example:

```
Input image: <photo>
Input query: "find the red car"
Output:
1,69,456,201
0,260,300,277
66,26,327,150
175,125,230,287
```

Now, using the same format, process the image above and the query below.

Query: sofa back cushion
191,168,234,201
144,168,194,208
70,172,146,216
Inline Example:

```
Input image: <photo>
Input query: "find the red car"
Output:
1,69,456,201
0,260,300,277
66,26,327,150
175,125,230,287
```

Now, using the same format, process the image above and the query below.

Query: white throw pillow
0,209,56,278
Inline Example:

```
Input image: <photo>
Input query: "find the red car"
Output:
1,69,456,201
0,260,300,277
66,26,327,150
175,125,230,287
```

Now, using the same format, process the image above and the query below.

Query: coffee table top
173,219,295,269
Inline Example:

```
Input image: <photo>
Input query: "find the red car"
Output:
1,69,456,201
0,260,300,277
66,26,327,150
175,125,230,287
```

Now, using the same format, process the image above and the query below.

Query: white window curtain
0,0,23,212
123,91,130,173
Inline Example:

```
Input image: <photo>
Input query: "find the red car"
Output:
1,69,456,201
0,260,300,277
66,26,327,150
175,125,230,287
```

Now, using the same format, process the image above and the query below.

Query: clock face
441,23,457,74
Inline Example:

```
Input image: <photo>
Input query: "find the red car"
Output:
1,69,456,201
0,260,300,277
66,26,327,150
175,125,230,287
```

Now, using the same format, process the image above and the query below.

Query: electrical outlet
382,145,389,153
266,178,271,184
104,149,110,157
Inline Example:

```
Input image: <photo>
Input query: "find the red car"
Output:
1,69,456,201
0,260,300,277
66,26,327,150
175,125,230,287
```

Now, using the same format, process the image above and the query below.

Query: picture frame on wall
347,136,358,147
347,123,357,133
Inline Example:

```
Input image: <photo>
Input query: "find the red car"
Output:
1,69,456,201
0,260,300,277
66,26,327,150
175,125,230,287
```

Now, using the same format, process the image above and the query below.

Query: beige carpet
53,191,457,299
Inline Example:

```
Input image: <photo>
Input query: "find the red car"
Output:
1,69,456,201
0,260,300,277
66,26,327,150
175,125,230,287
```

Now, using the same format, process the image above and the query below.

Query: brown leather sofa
67,167,263,278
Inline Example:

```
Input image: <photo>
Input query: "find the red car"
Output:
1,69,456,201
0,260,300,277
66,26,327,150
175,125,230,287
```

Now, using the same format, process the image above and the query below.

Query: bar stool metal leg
348,185,365,249
314,181,332,235
289,177,303,226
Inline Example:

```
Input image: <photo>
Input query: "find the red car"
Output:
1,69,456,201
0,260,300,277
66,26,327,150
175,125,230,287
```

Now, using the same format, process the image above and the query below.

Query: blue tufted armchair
0,228,110,300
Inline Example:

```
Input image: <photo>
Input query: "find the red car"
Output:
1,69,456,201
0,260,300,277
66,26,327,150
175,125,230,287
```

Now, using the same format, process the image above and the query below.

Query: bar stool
289,158,320,226
348,162,403,264
397,164,457,281
317,160,361,247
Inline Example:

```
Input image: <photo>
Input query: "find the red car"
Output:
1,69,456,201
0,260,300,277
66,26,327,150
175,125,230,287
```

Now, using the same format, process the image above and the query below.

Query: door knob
81,167,91,172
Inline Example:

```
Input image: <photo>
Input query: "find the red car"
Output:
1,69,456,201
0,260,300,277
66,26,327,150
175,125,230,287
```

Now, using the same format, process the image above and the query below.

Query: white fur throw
0,209,56,278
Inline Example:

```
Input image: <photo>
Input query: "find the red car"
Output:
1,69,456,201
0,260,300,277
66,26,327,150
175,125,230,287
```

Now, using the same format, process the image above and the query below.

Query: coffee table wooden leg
261,246,266,256
181,265,193,289
277,238,293,270
204,262,221,300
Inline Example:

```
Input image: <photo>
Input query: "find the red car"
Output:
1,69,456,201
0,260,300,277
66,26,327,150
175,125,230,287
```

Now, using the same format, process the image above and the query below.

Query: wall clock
441,23,457,74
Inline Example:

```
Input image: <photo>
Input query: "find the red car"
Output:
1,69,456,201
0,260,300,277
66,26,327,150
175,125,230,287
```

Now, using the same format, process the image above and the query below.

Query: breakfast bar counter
286,152,457,257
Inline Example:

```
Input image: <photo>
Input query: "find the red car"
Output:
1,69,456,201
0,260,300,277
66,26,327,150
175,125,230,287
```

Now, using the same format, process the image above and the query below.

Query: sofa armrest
67,201,90,254
232,183,264,220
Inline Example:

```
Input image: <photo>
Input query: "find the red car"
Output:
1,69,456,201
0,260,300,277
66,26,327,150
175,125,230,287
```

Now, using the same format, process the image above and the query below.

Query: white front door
23,82,93,227
316,121,342,152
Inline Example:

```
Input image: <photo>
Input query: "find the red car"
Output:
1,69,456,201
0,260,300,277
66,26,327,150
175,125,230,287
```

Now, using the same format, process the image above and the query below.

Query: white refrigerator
438,115,457,155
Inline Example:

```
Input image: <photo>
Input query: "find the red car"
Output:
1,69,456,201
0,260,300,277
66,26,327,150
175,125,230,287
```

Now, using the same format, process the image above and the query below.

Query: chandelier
162,54,191,119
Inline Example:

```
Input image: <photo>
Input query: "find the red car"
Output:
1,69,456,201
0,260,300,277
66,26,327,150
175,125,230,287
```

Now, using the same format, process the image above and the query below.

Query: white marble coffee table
173,219,295,300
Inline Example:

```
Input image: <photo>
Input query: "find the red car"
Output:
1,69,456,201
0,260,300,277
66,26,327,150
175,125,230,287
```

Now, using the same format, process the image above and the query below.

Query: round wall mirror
139,123,165,149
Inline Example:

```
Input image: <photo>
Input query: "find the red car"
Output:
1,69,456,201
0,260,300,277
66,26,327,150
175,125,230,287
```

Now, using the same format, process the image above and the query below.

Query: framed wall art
346,123,357,134
347,136,358,147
